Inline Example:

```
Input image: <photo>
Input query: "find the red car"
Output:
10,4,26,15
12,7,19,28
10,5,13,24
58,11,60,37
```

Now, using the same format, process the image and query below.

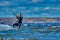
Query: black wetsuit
13,16,23,28
17,16,23,28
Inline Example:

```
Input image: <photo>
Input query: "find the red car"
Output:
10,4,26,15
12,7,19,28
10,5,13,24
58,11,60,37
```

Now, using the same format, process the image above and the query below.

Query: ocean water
0,23,60,40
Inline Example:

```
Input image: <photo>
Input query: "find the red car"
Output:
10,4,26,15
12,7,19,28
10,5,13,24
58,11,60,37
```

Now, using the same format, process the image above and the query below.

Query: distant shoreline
0,17,60,19
0,17,60,25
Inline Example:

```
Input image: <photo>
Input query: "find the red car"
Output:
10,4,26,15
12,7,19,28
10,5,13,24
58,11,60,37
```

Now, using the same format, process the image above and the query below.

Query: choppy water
0,23,60,40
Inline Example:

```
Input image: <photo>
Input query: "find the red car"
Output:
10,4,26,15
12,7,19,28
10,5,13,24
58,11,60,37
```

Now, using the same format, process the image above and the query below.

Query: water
0,23,60,40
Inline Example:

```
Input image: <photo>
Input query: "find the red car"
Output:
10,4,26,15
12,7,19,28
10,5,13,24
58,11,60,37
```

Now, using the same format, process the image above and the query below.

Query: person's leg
19,23,22,28
19,24,21,28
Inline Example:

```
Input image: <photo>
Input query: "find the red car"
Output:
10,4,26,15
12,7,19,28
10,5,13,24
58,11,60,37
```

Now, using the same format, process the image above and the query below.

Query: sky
0,0,60,18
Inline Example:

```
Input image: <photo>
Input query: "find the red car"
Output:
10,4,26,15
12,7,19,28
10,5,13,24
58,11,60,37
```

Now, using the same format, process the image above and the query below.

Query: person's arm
22,17,23,19
13,13,18,19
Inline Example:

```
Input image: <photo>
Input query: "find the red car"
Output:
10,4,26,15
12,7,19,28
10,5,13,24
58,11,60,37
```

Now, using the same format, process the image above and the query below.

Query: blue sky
0,0,60,18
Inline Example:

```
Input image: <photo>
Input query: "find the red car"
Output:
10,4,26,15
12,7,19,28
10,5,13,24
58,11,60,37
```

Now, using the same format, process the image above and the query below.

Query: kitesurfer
13,13,23,28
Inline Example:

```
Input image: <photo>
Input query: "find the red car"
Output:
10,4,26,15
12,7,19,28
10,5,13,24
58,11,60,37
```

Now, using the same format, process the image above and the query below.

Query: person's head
18,13,22,17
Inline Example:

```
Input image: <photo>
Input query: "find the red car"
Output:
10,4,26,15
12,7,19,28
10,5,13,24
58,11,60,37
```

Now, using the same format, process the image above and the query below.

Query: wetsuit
16,16,23,28
13,16,23,28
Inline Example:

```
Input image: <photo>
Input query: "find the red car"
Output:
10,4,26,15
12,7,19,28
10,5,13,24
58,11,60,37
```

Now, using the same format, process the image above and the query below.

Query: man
13,13,23,28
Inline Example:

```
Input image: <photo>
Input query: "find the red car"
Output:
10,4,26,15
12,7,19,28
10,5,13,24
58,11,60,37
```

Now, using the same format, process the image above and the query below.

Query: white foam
44,7,50,10
0,24,14,31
